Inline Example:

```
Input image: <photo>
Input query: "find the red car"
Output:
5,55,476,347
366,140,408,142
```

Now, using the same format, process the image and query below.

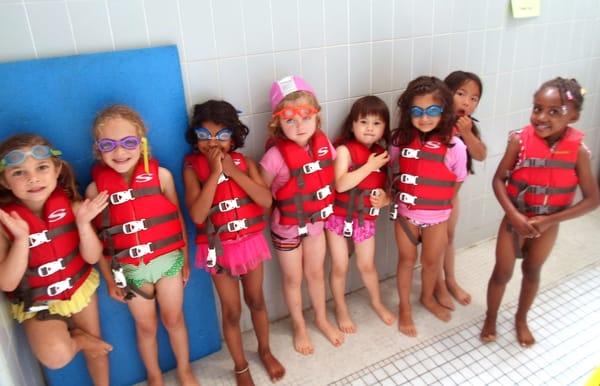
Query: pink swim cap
269,75,315,110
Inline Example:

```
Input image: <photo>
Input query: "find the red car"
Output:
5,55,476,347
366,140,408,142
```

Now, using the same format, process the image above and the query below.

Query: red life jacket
274,130,335,235
185,152,266,245
2,189,91,307
393,135,456,210
93,159,184,266
507,125,582,217
333,141,386,232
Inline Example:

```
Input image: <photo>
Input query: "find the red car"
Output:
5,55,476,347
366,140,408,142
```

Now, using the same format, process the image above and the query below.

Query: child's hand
75,191,109,225
106,280,127,303
0,209,29,241
369,188,389,209
181,263,190,286
508,211,540,238
221,153,237,176
527,215,554,234
208,147,224,175
366,151,390,172
456,116,473,136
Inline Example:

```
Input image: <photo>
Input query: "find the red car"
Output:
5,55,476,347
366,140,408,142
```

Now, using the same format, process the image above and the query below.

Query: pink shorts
195,232,271,276
325,215,376,243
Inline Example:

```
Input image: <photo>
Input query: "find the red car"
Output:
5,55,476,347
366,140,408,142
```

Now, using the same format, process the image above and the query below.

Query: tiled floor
142,208,600,386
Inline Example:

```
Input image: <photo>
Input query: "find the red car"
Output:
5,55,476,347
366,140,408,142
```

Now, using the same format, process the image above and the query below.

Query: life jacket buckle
401,148,420,159
110,189,134,205
343,221,353,237
206,247,217,267
122,219,147,234
400,173,418,185
297,225,308,236
112,266,127,288
219,198,240,212
37,258,65,277
27,303,49,313
399,192,417,205
320,204,333,219
217,173,229,184
389,203,398,220
370,189,380,197
129,242,153,258
29,230,50,248
227,219,248,232
316,185,332,200
302,161,322,174
47,277,73,296
369,207,380,216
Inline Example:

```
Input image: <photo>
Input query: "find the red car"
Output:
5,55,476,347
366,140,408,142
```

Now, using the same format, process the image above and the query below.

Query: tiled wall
1,0,599,384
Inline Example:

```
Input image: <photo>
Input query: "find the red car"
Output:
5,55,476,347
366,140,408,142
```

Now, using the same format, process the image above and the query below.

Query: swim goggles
0,145,62,172
409,105,444,118
96,136,141,153
194,127,233,141
273,105,318,120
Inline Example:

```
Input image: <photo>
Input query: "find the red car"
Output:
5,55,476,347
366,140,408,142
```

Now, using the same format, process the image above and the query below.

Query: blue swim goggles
0,145,62,172
409,105,444,118
194,127,233,141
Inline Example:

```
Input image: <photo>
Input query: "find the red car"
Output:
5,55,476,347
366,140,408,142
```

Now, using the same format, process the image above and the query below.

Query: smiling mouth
28,187,45,193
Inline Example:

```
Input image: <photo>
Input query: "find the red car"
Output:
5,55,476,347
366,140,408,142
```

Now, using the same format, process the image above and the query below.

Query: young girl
325,96,396,333
183,100,285,385
390,76,467,337
481,78,599,347
86,105,198,385
0,134,111,384
260,75,344,355
435,71,487,309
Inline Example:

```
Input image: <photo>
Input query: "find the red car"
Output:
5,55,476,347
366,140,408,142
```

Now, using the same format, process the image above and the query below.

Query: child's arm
221,154,272,208
159,166,190,285
0,210,29,291
528,146,600,233
492,136,540,237
334,145,390,193
184,149,222,224
72,191,109,264
456,116,487,161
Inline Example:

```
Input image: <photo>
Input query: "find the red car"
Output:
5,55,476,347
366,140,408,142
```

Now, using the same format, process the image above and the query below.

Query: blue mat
0,45,221,386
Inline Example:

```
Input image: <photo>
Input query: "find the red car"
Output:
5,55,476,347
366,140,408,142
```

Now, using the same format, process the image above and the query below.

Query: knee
491,269,512,285
283,273,302,288
331,261,349,277
221,306,242,327
397,253,416,267
357,260,376,275
38,341,74,369
244,293,266,313
521,264,542,282
136,317,158,337
304,267,324,282
161,310,184,330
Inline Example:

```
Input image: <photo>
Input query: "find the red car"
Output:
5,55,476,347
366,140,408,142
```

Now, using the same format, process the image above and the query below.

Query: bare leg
394,221,418,337
354,236,395,326
480,217,518,343
326,230,356,333
303,233,344,347
241,265,285,382
443,198,471,306
420,222,451,322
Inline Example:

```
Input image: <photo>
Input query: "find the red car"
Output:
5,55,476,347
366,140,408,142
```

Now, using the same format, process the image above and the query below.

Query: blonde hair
92,104,150,159
267,91,322,140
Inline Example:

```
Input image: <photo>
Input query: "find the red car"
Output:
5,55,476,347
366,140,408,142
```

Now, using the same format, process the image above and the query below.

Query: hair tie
581,87,587,96
565,90,573,101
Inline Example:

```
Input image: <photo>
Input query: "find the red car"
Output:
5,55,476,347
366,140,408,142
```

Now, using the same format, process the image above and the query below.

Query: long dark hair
186,100,249,152
391,76,454,147
335,95,390,147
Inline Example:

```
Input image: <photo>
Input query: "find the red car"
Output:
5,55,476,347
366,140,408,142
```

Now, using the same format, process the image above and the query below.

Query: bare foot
259,349,285,382
447,280,471,306
372,302,396,325
292,325,314,355
515,319,535,347
71,328,112,358
398,309,417,337
334,305,356,333
434,288,455,310
176,364,200,386
147,373,165,386
234,364,254,386
315,318,345,347
420,297,451,322
480,316,497,343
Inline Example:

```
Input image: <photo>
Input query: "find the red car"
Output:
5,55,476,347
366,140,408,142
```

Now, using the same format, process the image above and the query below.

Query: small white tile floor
140,209,600,386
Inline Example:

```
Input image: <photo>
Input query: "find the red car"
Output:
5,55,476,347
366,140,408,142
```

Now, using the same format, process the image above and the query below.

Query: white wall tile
298,0,324,48
349,0,371,43
431,35,451,78
412,0,433,37
218,57,250,114
449,32,467,72
477,74,496,120
393,0,412,38
271,0,299,51
372,0,394,41
26,2,75,57
326,46,348,101
242,0,272,55
372,41,393,94
466,31,484,75
144,0,181,47
106,0,148,49
486,0,507,29
179,0,216,61
494,72,512,116
349,43,371,97
247,54,275,114
213,0,245,57
324,0,348,45
468,0,488,30
323,99,349,137
392,39,411,90
301,48,326,101
510,69,539,112
451,0,470,33
433,0,453,35
68,0,112,54
274,50,301,80
187,60,220,104
0,4,35,60
499,27,516,71
483,30,500,75
412,36,432,77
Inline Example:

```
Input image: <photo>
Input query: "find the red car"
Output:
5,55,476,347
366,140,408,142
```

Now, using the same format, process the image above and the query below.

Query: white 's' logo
317,147,329,157
48,208,67,223
425,141,441,149
233,159,241,166
135,173,153,183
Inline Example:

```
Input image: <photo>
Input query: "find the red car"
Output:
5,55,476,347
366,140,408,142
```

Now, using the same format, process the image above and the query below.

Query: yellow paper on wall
511,0,540,18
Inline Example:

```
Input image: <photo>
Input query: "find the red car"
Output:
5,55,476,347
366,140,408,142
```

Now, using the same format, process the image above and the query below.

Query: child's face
277,96,317,147
453,80,480,117
196,121,233,155
97,117,142,177
352,114,385,147
1,146,61,209
531,87,578,141
410,94,442,134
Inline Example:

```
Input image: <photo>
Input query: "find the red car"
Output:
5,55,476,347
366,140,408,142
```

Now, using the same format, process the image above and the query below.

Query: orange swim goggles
273,105,318,119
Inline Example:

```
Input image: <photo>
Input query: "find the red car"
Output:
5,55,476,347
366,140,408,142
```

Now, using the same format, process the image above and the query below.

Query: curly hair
186,100,249,152
535,77,584,111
